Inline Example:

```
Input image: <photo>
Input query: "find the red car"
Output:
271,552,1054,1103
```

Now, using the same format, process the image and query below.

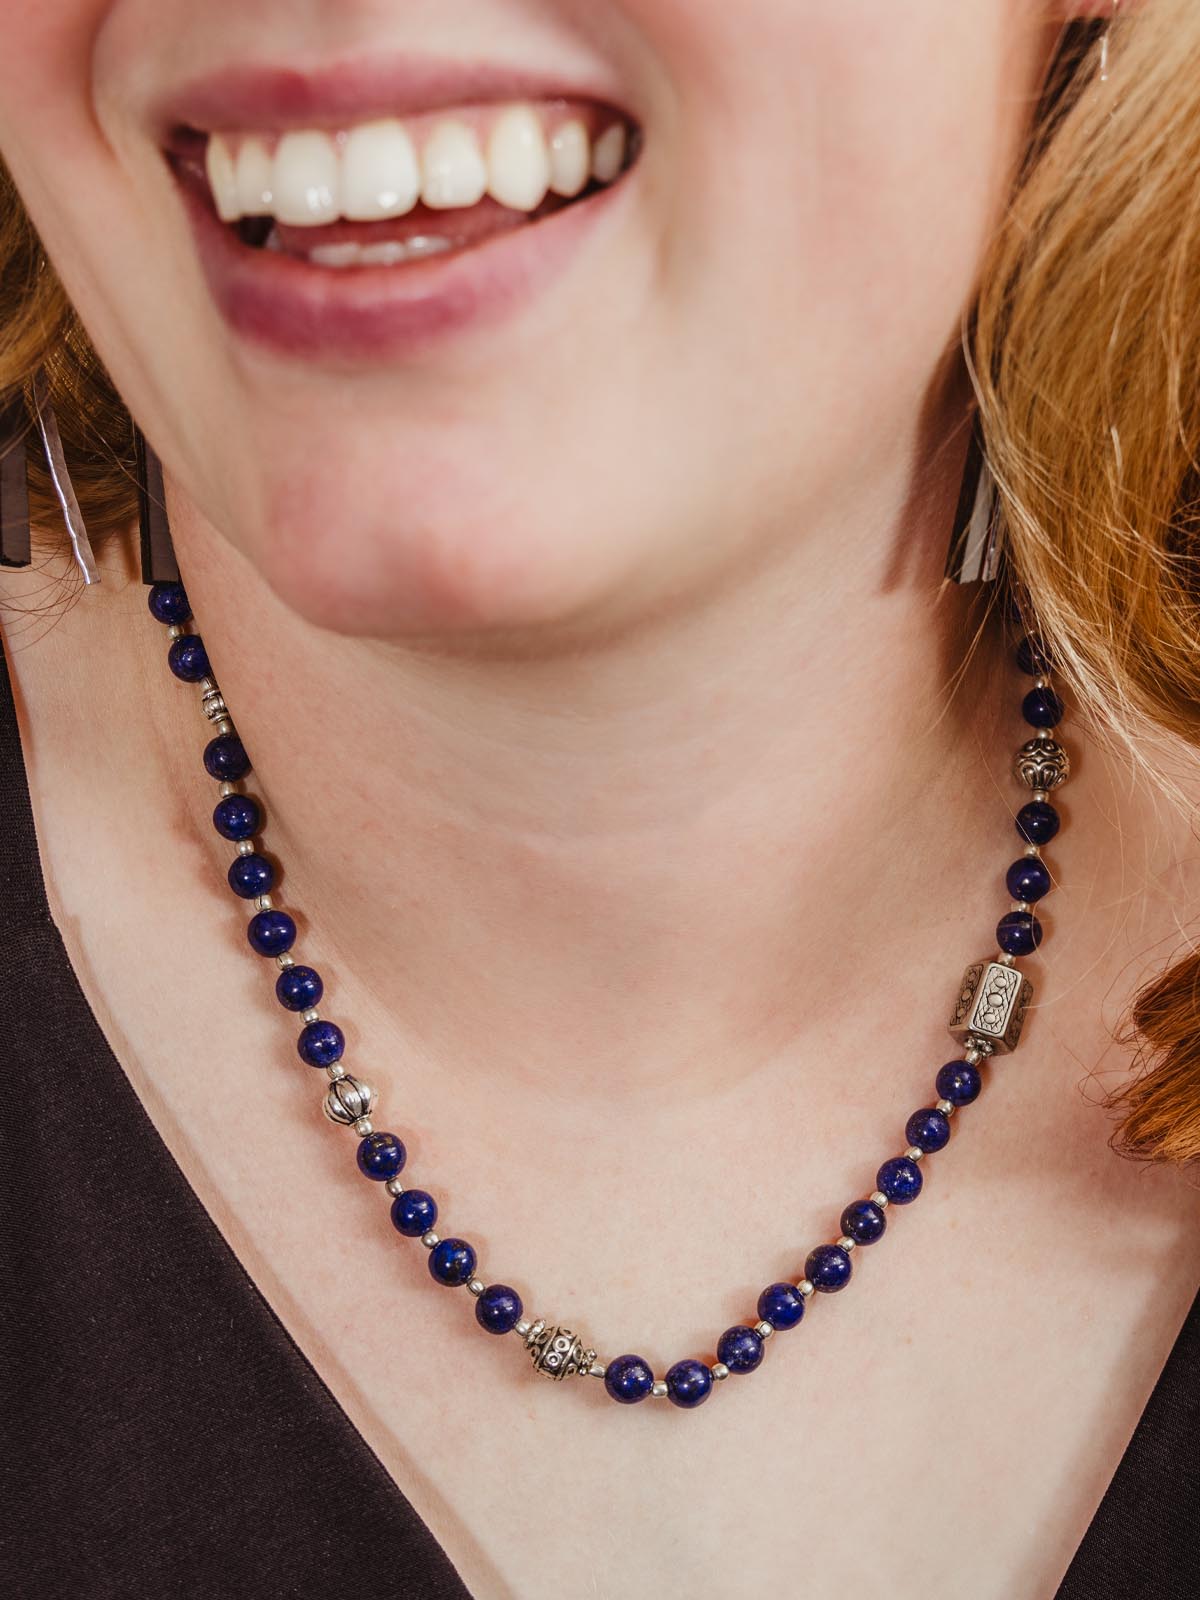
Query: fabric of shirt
0,621,1196,1599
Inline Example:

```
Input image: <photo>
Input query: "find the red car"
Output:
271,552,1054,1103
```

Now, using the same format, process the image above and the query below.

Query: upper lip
151,52,635,137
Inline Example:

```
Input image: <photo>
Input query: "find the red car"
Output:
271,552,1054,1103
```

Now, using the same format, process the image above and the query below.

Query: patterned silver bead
1014,736,1069,791
201,686,228,723
950,959,1033,1054
323,1075,374,1127
523,1318,597,1381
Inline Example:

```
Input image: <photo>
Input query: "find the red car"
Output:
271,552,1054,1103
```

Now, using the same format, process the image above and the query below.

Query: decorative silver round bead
1014,736,1069,791
201,687,228,723
324,1074,374,1126
523,1319,597,1381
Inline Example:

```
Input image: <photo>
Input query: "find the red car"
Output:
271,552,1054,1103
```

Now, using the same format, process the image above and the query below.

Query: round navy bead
1022,686,1064,728
203,733,251,782
227,853,275,899
877,1155,923,1204
167,634,210,682
997,909,1043,956
246,909,296,956
757,1281,806,1331
717,1325,764,1374
906,1107,951,1153
147,581,191,625
1006,856,1051,903
936,1059,982,1106
475,1283,523,1335
841,1198,886,1245
297,1019,344,1068
1016,634,1053,675
429,1237,477,1287
275,964,324,1012
1016,800,1060,845
665,1358,713,1409
212,793,261,841
356,1130,406,1181
390,1189,438,1237
805,1243,852,1292
604,1352,655,1403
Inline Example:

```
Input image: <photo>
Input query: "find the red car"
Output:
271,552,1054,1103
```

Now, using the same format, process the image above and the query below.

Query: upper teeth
204,103,630,225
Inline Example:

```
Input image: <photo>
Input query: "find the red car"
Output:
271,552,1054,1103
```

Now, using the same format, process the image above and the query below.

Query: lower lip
178,174,631,362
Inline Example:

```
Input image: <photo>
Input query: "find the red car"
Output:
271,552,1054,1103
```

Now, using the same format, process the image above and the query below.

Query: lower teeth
303,235,458,268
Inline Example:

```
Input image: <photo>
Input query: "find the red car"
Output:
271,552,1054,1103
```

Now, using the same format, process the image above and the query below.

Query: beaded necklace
146,578,1068,1410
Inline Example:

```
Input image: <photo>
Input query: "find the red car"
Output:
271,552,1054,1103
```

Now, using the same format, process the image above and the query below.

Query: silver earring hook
1099,0,1120,83
31,366,100,586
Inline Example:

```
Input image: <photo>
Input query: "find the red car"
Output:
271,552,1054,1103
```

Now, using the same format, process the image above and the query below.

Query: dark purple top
0,625,1196,1598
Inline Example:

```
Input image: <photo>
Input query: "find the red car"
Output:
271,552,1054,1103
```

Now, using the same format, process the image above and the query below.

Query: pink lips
157,53,639,361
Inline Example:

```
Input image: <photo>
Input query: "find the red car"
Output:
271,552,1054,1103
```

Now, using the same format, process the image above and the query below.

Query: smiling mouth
167,99,641,271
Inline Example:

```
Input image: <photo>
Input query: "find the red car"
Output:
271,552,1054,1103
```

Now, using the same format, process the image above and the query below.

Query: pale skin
3,2,1199,1596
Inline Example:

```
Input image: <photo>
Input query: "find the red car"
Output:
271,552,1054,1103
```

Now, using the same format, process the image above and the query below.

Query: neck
155,392,1011,1108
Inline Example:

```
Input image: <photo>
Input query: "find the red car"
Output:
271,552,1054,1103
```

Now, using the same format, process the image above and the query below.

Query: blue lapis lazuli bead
203,733,251,782
1006,856,1051,903
841,1198,886,1245
475,1283,523,1335
429,1237,477,1286
147,582,191,625
1016,801,1059,845
1022,686,1064,728
1016,634,1053,675
936,1059,982,1107
757,1281,806,1331
247,909,296,956
275,964,323,1012
906,1107,951,1153
717,1325,764,1374
297,1019,344,1068
390,1189,437,1237
665,1358,712,1409
997,909,1042,956
805,1243,852,1292
604,1353,655,1403
167,634,210,682
227,853,275,899
356,1130,406,1181
212,793,261,841
877,1155,923,1204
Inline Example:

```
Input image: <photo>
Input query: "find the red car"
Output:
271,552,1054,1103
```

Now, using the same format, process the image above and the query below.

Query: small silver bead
1032,789,1049,803
514,1319,533,1338
237,839,254,857
754,1319,774,1339
301,1007,320,1025
710,1362,730,1381
836,1235,856,1252
353,1116,373,1136
219,781,238,799
198,676,217,693
253,893,273,912
1011,900,1032,914
167,622,186,639
936,1098,955,1115
870,1190,889,1208
214,716,235,737
651,1381,669,1399
1033,674,1051,690
467,1278,485,1297
421,1230,440,1249
906,1145,925,1162
385,1176,405,1197
796,1279,815,1297
326,1062,346,1081
276,952,295,968
588,1361,607,1379
1024,844,1042,859
995,952,1016,967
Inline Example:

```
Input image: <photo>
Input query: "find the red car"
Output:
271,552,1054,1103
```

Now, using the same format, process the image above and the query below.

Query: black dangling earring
944,406,1006,585
0,391,31,570
134,425,180,585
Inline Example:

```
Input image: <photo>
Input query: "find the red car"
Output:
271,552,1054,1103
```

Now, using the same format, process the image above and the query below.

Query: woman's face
0,2,1065,638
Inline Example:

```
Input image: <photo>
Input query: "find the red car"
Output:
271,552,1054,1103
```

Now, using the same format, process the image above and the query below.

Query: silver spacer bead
167,622,186,640
422,1230,440,1249
836,1235,856,1252
219,781,238,798
467,1278,486,1297
796,1279,815,1297
301,1007,320,1025
214,716,235,738
276,952,295,968
353,1116,373,1136
906,1145,925,1162
1024,844,1042,858
201,687,228,723
1033,674,1051,690
385,1177,405,1197
1032,789,1049,803
754,1319,774,1339
326,1061,346,1081
710,1362,730,1381
651,1380,669,1399
870,1190,889,1208
936,1098,955,1116
994,952,1016,967
253,893,273,912
587,1361,606,1379
1010,900,1032,915
236,839,254,857
197,676,217,693
514,1319,533,1338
